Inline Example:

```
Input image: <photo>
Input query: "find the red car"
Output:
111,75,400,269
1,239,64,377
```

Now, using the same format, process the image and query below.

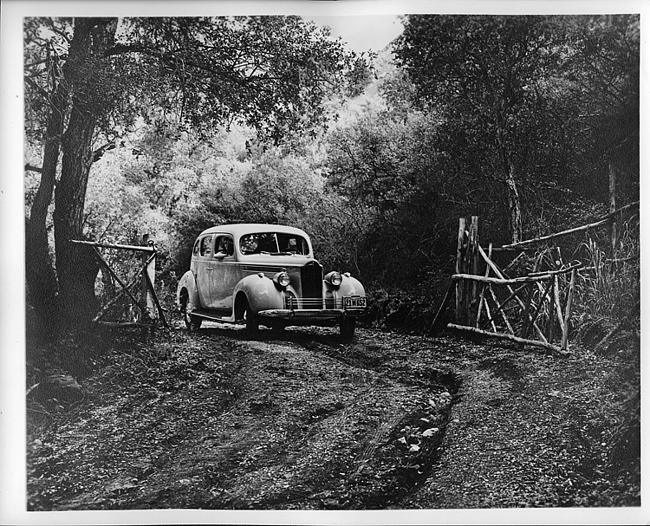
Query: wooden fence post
455,216,479,325
141,234,157,320
561,268,577,352
609,161,617,259
468,216,479,316
548,278,556,344
455,218,467,324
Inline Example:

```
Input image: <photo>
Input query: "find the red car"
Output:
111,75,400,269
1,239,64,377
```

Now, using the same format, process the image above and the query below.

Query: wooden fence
432,201,638,355
70,239,168,328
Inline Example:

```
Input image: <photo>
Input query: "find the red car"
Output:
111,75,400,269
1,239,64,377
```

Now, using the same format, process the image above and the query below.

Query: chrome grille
284,296,366,310
285,297,325,309
300,261,323,301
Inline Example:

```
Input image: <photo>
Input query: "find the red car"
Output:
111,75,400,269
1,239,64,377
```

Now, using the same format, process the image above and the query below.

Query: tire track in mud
27,326,462,510
255,329,462,509
129,328,462,509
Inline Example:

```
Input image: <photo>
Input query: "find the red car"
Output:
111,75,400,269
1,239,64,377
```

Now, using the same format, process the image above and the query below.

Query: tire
244,300,259,334
340,318,356,341
181,293,202,331
270,322,286,334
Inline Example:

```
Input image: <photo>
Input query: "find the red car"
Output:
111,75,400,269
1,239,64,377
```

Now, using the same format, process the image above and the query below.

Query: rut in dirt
273,330,463,509
27,325,463,511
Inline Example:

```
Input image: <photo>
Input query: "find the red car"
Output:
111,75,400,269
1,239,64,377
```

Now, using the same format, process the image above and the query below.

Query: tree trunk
26,52,70,336
54,106,100,328
53,18,117,330
505,160,523,244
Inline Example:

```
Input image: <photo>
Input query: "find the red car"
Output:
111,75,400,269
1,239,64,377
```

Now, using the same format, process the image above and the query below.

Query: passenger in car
217,237,233,256
201,236,212,256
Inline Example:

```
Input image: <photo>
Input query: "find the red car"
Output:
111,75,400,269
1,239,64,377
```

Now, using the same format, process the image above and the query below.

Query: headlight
273,271,291,289
325,271,343,288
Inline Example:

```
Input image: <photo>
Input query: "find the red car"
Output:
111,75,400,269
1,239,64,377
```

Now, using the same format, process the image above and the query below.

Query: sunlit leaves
113,16,370,143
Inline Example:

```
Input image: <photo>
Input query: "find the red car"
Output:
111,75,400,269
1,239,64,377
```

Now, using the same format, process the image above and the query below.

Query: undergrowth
571,218,639,346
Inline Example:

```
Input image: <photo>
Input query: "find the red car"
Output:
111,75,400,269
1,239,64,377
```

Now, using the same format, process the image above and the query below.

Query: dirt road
27,323,639,510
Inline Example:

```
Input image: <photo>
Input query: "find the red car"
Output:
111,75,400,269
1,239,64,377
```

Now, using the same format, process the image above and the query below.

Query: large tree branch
25,163,44,173
92,142,116,163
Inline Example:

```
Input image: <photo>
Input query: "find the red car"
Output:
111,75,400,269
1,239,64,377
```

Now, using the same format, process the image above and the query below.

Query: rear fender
176,271,200,309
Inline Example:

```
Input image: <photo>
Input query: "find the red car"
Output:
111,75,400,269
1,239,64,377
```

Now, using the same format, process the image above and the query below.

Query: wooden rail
447,324,569,355
452,262,581,285
496,201,638,251
70,239,156,253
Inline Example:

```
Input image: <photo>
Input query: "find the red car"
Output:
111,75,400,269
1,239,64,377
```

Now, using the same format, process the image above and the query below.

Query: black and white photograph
1,0,647,524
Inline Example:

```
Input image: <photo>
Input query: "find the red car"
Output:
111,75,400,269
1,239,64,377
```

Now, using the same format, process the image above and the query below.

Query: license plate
343,296,367,309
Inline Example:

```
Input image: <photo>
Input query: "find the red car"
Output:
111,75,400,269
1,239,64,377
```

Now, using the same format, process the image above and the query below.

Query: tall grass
571,217,640,346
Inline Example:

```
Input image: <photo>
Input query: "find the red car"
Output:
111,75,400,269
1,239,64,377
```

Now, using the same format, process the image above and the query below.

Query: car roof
199,223,309,238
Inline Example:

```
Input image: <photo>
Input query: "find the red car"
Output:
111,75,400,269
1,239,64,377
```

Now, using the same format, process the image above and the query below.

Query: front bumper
257,308,366,321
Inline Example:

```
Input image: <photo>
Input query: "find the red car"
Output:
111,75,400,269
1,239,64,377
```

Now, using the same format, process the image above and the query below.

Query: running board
191,309,236,323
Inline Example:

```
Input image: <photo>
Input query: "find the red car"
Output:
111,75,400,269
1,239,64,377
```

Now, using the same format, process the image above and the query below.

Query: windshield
239,232,310,256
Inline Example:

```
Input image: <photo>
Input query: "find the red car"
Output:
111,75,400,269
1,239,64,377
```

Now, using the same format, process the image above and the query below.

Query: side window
215,235,234,257
277,233,310,255
193,239,201,256
200,235,213,257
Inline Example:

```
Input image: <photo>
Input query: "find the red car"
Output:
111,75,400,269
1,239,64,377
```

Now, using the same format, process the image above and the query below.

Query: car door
194,234,215,309
209,234,239,312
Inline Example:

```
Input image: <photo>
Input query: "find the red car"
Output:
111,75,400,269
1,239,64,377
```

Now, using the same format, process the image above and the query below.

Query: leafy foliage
562,15,640,204
392,15,639,242
326,109,454,287
114,17,370,142
24,16,369,330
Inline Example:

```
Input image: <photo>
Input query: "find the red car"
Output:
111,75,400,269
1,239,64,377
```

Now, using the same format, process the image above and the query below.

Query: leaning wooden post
548,277,556,344
141,234,157,321
455,218,467,324
561,268,577,352
467,216,479,323
475,242,492,328
608,161,617,260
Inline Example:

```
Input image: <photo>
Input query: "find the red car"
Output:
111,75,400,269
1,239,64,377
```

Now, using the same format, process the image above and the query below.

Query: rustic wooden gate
437,217,578,355
432,201,638,355
70,239,169,328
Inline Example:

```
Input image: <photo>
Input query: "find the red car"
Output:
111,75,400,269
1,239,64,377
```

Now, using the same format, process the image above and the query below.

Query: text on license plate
343,296,367,309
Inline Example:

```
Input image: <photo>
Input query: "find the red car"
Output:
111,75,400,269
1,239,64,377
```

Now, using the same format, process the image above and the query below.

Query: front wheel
340,318,356,341
270,322,286,334
244,301,259,334
181,293,202,331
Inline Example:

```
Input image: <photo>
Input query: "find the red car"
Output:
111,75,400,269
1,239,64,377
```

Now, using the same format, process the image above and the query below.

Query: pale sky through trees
308,15,404,53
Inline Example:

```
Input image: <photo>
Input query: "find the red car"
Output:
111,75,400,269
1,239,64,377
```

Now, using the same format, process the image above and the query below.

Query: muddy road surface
27,323,639,510
28,324,460,510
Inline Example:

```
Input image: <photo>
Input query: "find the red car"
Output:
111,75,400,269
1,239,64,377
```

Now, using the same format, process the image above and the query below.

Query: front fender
233,273,284,314
176,270,200,309
337,274,366,297
324,273,366,308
